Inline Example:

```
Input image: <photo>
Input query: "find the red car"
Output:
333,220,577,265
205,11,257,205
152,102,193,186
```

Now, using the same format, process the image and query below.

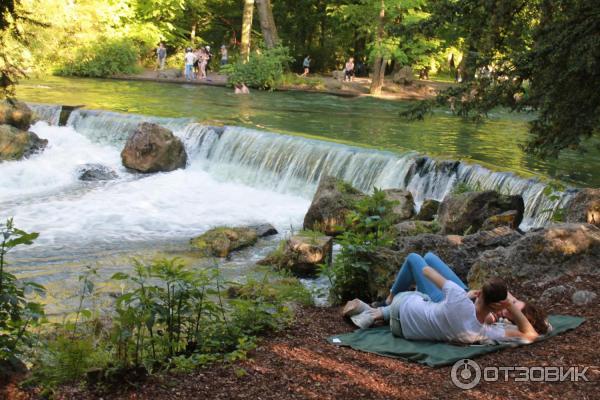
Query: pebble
571,290,597,306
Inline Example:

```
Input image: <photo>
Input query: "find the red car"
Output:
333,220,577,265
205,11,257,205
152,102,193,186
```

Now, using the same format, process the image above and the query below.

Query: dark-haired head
481,277,507,305
522,302,549,335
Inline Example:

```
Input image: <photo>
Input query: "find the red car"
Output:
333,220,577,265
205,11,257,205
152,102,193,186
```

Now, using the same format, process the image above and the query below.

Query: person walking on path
156,43,167,70
184,48,196,81
198,48,208,80
344,57,355,82
301,55,311,77
220,45,228,67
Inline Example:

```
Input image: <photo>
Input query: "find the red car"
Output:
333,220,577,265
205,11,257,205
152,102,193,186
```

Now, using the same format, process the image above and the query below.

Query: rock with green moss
303,176,365,235
258,232,333,276
0,124,48,161
416,199,440,221
437,190,524,234
190,226,258,257
0,100,33,130
564,189,600,226
392,220,440,237
382,189,415,222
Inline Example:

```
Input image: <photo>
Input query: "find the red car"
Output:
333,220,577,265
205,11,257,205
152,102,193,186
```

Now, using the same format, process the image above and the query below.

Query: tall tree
414,0,600,157
255,0,278,48
240,0,254,62
369,0,386,95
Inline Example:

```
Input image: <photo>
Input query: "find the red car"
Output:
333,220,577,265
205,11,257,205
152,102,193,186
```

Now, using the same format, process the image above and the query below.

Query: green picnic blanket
327,315,584,367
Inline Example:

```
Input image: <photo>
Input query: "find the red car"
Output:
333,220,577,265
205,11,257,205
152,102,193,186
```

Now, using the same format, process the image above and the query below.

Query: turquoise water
16,76,599,187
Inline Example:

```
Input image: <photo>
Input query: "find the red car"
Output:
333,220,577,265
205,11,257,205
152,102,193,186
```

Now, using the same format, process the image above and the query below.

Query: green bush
0,218,45,363
320,189,398,303
55,37,141,78
223,46,293,90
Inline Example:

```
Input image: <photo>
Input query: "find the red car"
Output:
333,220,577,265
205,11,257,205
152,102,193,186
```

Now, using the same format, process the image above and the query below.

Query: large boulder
365,226,523,300
0,124,47,161
76,163,118,181
121,122,187,173
0,100,33,130
437,190,524,234
303,176,364,235
190,226,258,257
564,189,600,226
392,66,414,85
468,223,600,289
383,189,415,222
258,233,333,276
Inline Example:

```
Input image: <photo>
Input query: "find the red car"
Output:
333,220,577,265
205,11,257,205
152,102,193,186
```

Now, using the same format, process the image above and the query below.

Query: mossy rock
0,100,33,130
190,226,258,257
0,124,48,161
258,233,333,276
392,220,440,237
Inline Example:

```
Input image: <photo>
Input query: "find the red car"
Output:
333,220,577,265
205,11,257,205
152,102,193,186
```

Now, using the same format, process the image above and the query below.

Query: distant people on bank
301,55,311,77
205,45,213,73
198,47,208,80
220,45,228,66
344,57,355,82
418,66,430,80
193,47,202,77
156,42,167,71
184,48,196,81
355,59,366,77
234,83,250,94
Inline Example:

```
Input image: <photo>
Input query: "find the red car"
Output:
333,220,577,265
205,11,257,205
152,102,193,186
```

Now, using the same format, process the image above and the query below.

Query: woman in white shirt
344,252,548,344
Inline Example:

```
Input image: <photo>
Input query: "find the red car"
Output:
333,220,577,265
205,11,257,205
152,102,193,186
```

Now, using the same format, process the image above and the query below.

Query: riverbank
115,69,451,100
5,273,598,400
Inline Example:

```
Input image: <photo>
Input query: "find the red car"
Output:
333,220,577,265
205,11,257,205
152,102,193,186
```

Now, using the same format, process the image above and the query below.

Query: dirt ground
4,273,598,400
114,69,450,101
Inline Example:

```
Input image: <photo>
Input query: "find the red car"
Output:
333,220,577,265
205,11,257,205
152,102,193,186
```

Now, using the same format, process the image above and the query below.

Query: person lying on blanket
342,252,550,344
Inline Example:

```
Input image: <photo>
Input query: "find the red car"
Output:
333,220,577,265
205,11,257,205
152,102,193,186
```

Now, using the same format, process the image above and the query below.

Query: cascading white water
4,106,574,254
0,119,309,258
28,103,62,125
61,108,574,229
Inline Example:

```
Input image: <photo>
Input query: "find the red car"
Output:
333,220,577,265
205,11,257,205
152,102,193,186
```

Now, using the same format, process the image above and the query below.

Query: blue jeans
381,252,467,322
185,64,194,80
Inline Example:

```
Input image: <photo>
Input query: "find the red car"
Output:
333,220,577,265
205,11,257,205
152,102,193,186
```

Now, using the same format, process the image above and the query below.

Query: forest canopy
1,0,598,158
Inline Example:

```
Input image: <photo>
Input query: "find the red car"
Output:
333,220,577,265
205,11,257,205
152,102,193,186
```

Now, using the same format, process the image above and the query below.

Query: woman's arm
422,266,447,290
503,294,539,341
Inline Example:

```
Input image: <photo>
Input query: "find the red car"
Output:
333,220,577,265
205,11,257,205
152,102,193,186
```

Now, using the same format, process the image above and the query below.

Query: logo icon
451,359,481,389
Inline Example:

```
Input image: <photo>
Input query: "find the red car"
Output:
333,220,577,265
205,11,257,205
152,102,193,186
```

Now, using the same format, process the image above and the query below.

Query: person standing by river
184,48,196,81
220,45,228,67
301,55,311,77
156,43,167,71
344,57,354,82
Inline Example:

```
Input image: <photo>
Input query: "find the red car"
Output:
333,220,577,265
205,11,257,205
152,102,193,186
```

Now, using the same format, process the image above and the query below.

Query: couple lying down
343,252,550,345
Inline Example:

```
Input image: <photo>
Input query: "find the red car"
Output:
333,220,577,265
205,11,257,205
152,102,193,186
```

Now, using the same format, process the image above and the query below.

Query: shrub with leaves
320,189,398,303
0,218,45,363
223,46,293,90
55,37,141,78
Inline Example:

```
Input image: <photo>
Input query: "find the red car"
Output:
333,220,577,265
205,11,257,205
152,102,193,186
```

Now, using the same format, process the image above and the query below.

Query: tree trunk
369,0,386,95
255,0,278,48
241,0,255,62
370,57,386,95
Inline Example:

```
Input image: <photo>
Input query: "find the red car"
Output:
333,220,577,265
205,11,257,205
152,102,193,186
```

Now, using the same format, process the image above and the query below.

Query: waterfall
66,109,193,145
28,103,62,125
53,108,573,229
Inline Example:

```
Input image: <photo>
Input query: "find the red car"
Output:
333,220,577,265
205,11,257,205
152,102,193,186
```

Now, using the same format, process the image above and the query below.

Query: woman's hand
467,289,480,300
